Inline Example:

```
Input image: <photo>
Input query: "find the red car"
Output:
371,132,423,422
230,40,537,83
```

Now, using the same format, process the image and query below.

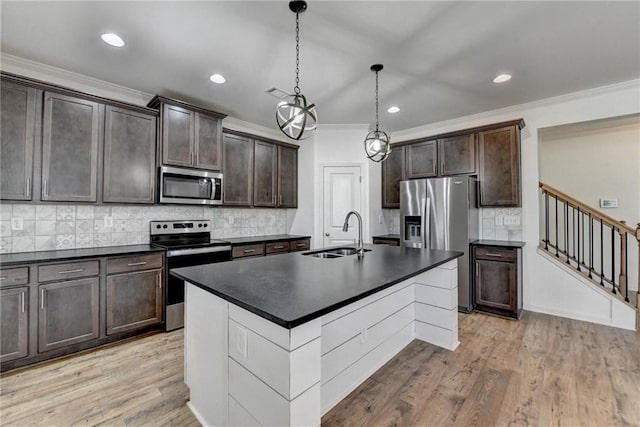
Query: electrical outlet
236,326,248,358
11,217,23,231
503,215,520,226
494,215,503,226
103,216,113,228
378,214,383,224
229,216,234,225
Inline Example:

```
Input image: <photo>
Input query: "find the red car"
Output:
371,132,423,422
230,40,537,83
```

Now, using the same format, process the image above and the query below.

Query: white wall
390,78,640,328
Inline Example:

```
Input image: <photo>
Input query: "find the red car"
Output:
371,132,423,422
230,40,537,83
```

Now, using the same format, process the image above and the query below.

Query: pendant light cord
375,70,380,132
294,12,301,95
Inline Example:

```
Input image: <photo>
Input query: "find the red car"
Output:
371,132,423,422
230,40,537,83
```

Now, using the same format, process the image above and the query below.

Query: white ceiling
1,1,639,133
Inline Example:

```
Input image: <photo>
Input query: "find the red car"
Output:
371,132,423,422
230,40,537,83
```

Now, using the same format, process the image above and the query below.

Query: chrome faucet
342,210,365,257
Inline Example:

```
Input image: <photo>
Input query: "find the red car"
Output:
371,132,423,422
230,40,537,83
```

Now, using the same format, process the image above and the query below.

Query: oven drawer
289,239,310,252
232,243,265,259
38,260,99,282
107,253,164,275
266,241,290,255
0,266,29,288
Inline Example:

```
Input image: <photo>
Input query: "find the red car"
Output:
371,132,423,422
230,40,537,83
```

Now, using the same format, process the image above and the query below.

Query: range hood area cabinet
222,129,299,208
382,119,524,208
147,96,227,171
0,72,159,205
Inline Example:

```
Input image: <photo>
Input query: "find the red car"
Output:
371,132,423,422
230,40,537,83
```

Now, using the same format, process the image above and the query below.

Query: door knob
325,233,330,237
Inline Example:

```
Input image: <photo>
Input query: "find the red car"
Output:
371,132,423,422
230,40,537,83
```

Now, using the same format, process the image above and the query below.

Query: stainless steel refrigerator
400,177,479,312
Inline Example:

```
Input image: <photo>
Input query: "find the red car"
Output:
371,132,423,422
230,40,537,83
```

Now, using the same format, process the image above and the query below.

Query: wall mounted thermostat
599,199,618,208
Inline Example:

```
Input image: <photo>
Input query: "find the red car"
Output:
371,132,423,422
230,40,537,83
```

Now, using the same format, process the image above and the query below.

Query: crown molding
393,78,640,142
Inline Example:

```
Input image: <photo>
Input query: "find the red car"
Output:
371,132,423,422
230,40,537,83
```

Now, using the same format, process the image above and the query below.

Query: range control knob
156,225,161,229
204,223,208,227
198,224,202,228
163,224,168,229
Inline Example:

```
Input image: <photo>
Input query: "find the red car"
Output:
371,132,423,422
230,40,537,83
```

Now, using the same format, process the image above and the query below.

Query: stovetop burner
149,220,230,249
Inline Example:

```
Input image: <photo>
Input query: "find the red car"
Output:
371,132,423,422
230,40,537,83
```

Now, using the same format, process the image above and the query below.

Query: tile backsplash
382,208,523,241
0,204,288,254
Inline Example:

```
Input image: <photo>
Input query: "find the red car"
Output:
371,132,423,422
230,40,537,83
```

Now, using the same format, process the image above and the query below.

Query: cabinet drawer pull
41,289,45,310
296,243,306,247
21,291,26,313
127,262,148,267
58,268,84,274
0,276,7,280
243,249,256,253
273,245,285,250
485,252,504,257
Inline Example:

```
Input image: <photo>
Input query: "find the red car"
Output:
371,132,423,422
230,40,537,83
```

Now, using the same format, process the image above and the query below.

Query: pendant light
276,0,318,141
364,64,391,162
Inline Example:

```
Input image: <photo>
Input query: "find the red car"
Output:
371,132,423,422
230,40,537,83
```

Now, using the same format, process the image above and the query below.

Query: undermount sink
303,247,372,258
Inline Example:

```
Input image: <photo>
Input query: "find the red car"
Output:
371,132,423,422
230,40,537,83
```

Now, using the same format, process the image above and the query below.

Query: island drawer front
372,238,400,247
265,241,290,254
232,244,265,259
289,239,310,252
321,283,414,355
38,260,99,282
474,246,516,262
106,253,163,275
0,266,29,288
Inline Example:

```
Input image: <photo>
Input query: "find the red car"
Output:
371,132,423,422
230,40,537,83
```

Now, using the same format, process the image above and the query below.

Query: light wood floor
1,311,638,427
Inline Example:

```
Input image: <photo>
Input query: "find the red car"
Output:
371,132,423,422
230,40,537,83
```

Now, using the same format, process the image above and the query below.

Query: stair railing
539,182,640,308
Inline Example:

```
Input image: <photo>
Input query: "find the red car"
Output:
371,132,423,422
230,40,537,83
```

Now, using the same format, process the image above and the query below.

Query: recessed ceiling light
209,74,226,84
101,33,125,47
493,73,512,83
387,106,400,114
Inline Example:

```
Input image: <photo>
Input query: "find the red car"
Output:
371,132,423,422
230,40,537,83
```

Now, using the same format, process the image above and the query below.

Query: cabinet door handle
279,194,282,206
43,179,48,198
58,268,84,274
190,152,194,165
476,262,479,276
485,252,504,257
21,291,26,313
41,289,45,310
243,249,256,253
26,178,31,198
158,279,162,289
127,262,147,267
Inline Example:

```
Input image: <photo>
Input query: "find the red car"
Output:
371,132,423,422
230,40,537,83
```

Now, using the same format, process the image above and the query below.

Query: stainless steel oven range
150,220,231,331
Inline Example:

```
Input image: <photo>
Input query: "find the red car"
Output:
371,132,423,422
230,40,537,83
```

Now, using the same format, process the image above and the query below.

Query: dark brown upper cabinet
41,92,101,203
148,96,226,171
103,106,157,204
253,140,278,207
438,134,476,176
478,125,520,207
277,145,298,208
223,132,254,206
406,140,437,179
381,145,406,208
0,81,38,201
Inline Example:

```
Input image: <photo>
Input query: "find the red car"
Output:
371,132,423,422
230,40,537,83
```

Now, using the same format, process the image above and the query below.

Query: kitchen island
172,245,462,426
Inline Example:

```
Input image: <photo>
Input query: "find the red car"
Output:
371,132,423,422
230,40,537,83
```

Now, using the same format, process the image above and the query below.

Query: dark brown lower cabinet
0,287,29,362
38,278,100,353
106,269,163,335
372,237,400,246
473,244,523,319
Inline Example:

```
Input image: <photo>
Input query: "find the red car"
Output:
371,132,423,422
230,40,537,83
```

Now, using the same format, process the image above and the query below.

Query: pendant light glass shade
277,1,317,141
364,64,391,162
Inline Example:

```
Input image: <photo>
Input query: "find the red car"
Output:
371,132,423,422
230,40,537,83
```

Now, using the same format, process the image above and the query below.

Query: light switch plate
494,215,503,226
103,216,113,228
11,217,23,231
229,216,234,225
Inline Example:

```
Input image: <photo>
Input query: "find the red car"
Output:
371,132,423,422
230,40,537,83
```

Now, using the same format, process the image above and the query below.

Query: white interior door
323,165,362,247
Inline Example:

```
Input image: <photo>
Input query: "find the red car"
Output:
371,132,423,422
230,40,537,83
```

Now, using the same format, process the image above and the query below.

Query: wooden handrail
539,182,638,237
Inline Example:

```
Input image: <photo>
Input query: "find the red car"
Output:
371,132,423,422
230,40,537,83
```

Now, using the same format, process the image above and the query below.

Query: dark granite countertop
372,234,401,240
225,234,311,245
0,245,164,266
172,245,462,329
472,240,526,248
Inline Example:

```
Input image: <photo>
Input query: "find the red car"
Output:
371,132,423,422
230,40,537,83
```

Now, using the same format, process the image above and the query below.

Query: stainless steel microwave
159,166,223,205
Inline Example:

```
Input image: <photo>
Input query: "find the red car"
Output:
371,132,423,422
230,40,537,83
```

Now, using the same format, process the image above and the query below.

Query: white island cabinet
183,259,458,426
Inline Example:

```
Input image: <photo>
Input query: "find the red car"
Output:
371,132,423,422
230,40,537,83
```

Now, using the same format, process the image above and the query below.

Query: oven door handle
167,246,232,257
